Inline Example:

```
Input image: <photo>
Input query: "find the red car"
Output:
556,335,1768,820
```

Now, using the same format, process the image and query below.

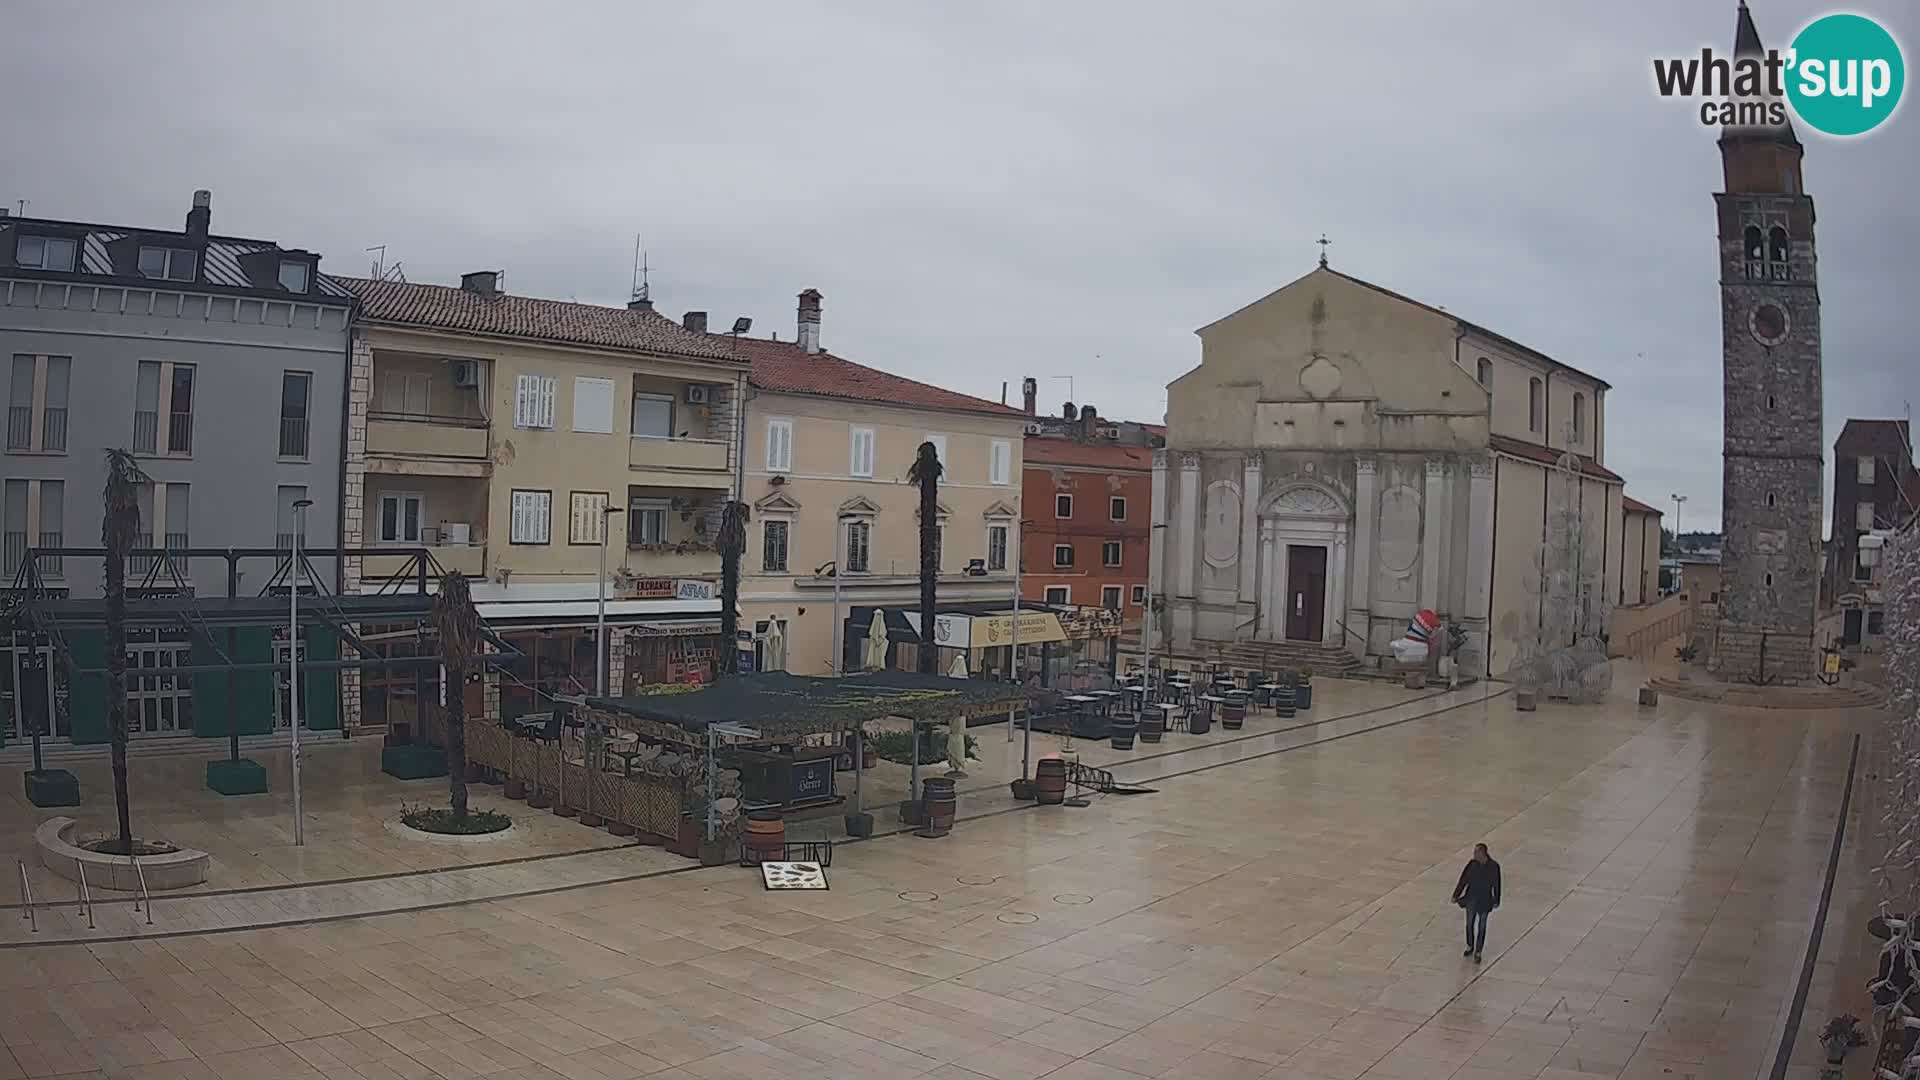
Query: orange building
1021,436,1155,625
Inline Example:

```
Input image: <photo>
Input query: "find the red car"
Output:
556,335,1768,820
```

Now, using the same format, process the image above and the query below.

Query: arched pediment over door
1254,481,1352,645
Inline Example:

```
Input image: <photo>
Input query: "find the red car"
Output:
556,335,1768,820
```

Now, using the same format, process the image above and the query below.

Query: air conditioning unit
440,522,472,545
684,385,710,405
1100,426,1120,440
452,360,481,388
1024,423,1044,435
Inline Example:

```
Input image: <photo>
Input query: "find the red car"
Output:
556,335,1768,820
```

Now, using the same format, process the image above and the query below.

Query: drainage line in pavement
1768,732,1861,1080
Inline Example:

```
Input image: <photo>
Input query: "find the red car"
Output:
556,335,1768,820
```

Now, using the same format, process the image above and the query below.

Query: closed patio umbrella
763,619,787,673
864,610,889,671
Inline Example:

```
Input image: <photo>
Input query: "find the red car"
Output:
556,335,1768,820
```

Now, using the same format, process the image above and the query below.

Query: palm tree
908,442,942,675
102,448,145,854
430,571,481,822
716,501,748,677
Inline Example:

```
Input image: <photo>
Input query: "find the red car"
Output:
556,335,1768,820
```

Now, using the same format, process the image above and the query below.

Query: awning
902,609,1068,649
476,598,718,623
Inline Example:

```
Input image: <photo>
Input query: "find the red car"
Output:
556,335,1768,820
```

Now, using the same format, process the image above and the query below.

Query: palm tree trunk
445,662,469,821
717,502,747,678
912,443,942,676
105,541,131,852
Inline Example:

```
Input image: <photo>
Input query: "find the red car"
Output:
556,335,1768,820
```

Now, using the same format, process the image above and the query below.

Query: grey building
1709,5,1824,684
1,190,352,604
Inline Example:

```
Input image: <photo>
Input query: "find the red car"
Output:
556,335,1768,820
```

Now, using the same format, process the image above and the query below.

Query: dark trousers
1465,908,1489,953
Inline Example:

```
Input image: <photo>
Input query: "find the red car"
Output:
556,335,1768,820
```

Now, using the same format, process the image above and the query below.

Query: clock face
1750,303,1790,345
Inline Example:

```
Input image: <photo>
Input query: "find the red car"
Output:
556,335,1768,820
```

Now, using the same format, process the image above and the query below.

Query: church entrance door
1285,545,1327,642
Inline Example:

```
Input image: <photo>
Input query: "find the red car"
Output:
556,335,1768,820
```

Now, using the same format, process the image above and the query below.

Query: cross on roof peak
1317,233,1332,268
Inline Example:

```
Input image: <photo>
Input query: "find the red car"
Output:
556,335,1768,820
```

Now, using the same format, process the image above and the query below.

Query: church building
1147,257,1660,677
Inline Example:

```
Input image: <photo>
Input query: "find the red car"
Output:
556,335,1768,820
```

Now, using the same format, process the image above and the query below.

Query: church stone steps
1202,640,1363,678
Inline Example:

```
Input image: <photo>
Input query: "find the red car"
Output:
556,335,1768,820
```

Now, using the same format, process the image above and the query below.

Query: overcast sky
4,1,1912,531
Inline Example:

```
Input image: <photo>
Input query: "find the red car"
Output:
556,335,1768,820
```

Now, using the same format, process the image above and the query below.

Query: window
762,519,790,572
36,480,61,574
378,492,423,543
137,246,196,282
277,260,309,293
514,374,556,429
6,355,31,450
1044,586,1070,605
987,524,1008,571
1768,226,1790,266
510,490,552,544
1528,377,1543,433
1856,553,1873,581
1870,610,1886,636
41,356,67,452
1766,493,1776,508
279,372,311,458
1571,392,1585,444
134,361,160,453
1767,395,1776,411
630,392,673,438
14,235,76,272
568,492,610,545
989,440,1012,486
1131,584,1147,605
850,427,875,478
1858,501,1876,531
377,371,430,416
163,484,189,549
1,480,24,576
1056,494,1072,519
167,365,194,453
1110,496,1126,522
924,434,948,466
276,486,307,549
626,495,668,546
1859,456,1878,485
572,377,615,434
1476,357,1492,387
1102,541,1122,567
1054,544,1074,568
844,520,871,573
1765,573,1774,587
1101,585,1123,611
766,418,793,472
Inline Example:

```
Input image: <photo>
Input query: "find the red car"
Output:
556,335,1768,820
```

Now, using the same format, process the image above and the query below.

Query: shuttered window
514,374,555,429
989,440,1011,485
568,491,609,544
845,520,871,573
510,490,551,544
849,427,874,478
572,377,614,433
766,418,793,472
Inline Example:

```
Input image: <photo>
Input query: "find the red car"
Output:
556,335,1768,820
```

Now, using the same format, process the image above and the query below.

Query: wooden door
1284,545,1327,642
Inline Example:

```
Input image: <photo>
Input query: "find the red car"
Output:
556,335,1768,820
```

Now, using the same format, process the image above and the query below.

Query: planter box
898,799,923,826
1010,779,1036,801
24,769,80,808
1403,671,1426,690
844,811,874,837
205,758,268,796
382,745,448,780
1516,690,1538,712
1637,686,1659,707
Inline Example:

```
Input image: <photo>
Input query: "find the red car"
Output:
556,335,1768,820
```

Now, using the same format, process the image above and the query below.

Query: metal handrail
75,859,94,930
17,860,35,934
131,855,153,925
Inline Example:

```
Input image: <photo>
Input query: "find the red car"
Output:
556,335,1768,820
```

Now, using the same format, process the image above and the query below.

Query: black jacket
1454,858,1501,913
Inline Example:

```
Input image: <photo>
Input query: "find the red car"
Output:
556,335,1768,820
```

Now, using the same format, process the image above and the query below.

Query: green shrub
869,728,979,765
400,802,512,835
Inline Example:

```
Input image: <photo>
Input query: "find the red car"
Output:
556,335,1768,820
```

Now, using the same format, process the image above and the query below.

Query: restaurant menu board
760,862,828,890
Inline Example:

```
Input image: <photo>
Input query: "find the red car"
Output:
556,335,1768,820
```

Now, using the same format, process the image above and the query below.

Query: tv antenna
631,234,652,304
366,245,405,282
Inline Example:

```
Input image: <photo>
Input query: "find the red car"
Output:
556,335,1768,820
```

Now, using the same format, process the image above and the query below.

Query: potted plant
1674,642,1699,681
1819,1013,1868,1064
1295,665,1314,711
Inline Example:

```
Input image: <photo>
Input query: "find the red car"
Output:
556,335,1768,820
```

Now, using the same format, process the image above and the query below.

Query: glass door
274,638,308,730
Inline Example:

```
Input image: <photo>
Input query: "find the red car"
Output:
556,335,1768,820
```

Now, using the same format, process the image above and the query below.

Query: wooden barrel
1220,694,1247,730
1109,714,1137,751
1034,758,1068,805
920,777,957,837
1139,711,1165,744
742,811,786,864
1273,685,1296,719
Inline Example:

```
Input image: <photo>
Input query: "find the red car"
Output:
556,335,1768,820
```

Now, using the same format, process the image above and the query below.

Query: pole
290,499,312,846
595,506,623,698
1015,526,1029,781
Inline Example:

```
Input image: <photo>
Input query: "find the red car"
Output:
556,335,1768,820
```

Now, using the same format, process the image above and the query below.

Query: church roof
1488,434,1623,484
1622,495,1663,516
1721,1,1802,148
1320,268,1612,390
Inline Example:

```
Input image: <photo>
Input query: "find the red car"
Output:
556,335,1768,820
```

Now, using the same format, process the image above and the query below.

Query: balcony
363,543,485,581
367,413,490,474
620,546,721,579
279,415,309,459
6,407,30,450
41,408,65,452
2,531,24,577
628,435,730,487
35,531,62,578
133,410,157,454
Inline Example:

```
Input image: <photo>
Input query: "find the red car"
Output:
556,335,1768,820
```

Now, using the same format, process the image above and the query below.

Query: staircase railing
131,854,153,925
75,859,94,930
17,860,35,934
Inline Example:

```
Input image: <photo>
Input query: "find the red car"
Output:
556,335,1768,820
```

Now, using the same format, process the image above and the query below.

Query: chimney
683,310,708,333
185,189,211,241
1021,377,1037,416
797,289,822,354
627,296,654,312
1062,401,1076,420
1080,404,1098,440
460,270,499,297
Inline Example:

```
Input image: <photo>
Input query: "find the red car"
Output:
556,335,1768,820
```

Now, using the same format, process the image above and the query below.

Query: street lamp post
1670,493,1687,550
596,506,625,696
289,498,314,846
830,512,857,676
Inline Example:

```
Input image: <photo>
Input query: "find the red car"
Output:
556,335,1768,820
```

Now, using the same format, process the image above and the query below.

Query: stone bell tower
1710,2,1823,684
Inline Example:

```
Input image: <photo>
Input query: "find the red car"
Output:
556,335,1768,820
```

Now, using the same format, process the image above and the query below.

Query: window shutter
768,420,793,472
538,376,555,428
515,375,535,427
573,378,614,434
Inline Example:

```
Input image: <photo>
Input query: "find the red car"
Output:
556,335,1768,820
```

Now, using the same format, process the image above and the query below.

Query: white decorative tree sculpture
1506,428,1613,703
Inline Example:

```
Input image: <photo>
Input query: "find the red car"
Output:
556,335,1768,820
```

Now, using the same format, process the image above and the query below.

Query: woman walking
1452,843,1501,963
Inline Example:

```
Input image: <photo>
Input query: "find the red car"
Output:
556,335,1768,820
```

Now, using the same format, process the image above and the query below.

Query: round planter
553,804,579,819
527,789,552,809
606,820,636,837
503,778,527,800
579,812,603,827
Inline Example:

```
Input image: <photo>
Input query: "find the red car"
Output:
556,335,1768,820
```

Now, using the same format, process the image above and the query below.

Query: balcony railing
40,408,65,452
279,415,309,459
6,406,30,450
128,532,155,577
2,531,24,576
167,412,193,454
133,410,158,454
35,531,62,577
366,413,489,461
627,435,730,475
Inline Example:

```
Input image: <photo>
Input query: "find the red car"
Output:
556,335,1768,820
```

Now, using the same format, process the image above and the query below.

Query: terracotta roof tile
1024,438,1155,470
1621,494,1662,515
342,278,744,363
727,335,1024,417
1488,433,1624,483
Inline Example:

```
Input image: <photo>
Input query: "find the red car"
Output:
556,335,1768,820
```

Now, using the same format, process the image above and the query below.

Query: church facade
1148,263,1657,676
